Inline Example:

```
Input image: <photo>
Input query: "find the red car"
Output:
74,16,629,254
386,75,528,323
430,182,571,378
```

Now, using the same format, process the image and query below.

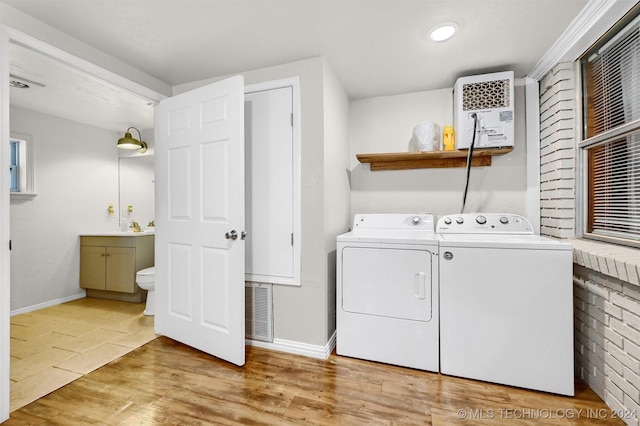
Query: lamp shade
117,132,143,149
117,127,148,153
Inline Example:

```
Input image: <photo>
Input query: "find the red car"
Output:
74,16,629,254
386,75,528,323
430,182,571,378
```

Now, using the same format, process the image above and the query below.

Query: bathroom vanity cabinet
80,234,154,303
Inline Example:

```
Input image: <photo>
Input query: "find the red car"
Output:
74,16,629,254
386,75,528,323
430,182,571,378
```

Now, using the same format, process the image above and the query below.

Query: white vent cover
454,70,514,149
461,79,511,110
245,282,273,342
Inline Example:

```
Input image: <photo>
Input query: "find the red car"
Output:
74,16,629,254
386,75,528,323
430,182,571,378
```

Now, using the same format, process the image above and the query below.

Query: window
8,133,35,197
9,140,19,192
580,8,640,247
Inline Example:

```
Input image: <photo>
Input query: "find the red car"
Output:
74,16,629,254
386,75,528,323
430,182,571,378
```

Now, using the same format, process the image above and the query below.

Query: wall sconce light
117,126,148,153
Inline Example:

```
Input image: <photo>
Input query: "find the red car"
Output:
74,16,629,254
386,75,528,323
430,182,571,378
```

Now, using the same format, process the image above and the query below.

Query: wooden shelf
356,147,513,171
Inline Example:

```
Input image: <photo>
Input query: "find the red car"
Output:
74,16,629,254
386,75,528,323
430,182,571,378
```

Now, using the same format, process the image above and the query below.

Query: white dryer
437,213,574,395
336,213,439,372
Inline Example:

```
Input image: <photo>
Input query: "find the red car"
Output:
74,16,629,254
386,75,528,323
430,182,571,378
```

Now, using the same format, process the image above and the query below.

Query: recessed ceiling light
429,23,457,42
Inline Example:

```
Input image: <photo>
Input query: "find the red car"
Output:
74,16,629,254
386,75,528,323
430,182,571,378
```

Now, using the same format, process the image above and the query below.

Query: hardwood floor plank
134,387,296,426
32,380,155,425
284,393,433,426
6,337,624,425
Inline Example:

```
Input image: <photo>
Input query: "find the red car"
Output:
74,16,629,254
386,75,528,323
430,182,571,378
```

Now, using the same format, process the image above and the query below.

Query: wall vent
245,282,273,342
461,78,511,110
454,70,514,149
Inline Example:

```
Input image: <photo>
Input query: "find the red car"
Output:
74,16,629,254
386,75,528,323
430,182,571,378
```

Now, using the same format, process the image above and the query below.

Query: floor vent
245,282,273,342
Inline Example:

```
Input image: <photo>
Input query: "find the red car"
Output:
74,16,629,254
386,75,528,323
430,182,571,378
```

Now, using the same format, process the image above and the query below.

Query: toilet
136,267,155,316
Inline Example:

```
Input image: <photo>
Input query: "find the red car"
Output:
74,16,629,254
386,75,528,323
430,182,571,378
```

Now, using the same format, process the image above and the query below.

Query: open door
154,75,246,366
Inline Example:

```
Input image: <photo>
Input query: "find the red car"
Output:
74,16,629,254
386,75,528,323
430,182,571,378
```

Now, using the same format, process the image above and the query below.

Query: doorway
0,27,167,422
1,27,302,421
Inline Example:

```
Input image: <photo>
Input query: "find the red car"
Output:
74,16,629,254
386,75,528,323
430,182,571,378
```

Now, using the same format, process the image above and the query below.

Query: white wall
239,59,330,347
10,106,120,312
350,85,528,217
322,58,351,340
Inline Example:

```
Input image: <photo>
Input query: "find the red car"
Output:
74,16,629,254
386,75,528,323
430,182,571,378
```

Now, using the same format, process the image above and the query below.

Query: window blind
582,12,640,245
585,15,640,138
588,133,640,241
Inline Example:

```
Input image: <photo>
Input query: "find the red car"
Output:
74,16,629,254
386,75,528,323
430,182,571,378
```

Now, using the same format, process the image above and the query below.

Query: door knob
225,230,238,240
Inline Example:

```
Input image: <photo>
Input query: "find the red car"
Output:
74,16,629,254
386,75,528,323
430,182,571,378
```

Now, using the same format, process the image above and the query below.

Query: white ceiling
9,43,155,132
4,0,589,132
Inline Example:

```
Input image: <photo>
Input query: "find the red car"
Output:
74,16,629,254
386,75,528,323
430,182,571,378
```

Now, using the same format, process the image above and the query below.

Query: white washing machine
336,213,439,372
437,213,574,395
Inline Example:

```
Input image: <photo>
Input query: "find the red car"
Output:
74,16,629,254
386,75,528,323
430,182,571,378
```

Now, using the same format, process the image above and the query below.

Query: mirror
118,155,155,229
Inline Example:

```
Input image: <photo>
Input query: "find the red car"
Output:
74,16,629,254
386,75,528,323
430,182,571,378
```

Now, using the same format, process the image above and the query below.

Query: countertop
80,230,155,237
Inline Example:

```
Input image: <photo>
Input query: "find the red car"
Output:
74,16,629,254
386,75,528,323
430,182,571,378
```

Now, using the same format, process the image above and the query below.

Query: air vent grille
462,79,511,111
245,282,273,342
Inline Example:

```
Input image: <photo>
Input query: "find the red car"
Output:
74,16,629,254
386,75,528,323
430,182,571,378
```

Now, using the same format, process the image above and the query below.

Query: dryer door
342,247,432,322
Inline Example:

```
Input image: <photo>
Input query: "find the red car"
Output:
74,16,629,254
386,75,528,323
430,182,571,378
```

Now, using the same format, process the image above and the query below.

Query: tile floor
9,297,157,412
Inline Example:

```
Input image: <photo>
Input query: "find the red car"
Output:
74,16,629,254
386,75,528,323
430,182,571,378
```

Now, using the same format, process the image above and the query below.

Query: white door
155,75,246,366
341,247,432,321
244,86,294,281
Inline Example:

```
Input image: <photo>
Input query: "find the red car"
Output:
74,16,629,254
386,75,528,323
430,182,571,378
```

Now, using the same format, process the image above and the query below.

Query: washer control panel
436,213,533,234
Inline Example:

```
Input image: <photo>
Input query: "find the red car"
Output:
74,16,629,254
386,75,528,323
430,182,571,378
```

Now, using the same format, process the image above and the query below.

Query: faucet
130,221,142,233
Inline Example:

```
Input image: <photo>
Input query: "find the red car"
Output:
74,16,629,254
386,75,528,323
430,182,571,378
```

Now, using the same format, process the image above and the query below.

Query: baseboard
246,330,336,360
10,291,86,316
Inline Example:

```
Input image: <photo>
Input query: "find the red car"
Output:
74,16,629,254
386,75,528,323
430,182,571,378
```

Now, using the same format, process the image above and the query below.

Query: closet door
244,86,294,283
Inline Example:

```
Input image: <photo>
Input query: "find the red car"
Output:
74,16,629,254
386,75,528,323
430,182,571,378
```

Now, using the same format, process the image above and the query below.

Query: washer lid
438,233,572,250
338,229,439,245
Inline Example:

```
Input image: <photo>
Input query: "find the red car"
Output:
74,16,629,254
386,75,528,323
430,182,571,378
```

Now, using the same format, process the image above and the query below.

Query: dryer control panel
436,213,533,234
352,213,434,231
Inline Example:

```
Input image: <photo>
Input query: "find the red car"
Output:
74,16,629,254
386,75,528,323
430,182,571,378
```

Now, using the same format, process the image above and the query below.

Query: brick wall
539,61,576,239
574,264,640,425
541,63,640,425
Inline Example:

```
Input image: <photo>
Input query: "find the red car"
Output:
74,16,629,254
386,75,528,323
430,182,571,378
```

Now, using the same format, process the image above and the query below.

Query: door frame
0,24,166,422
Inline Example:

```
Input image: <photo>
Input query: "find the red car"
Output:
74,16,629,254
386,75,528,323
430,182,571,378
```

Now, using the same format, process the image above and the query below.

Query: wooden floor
10,298,156,412
6,323,623,425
